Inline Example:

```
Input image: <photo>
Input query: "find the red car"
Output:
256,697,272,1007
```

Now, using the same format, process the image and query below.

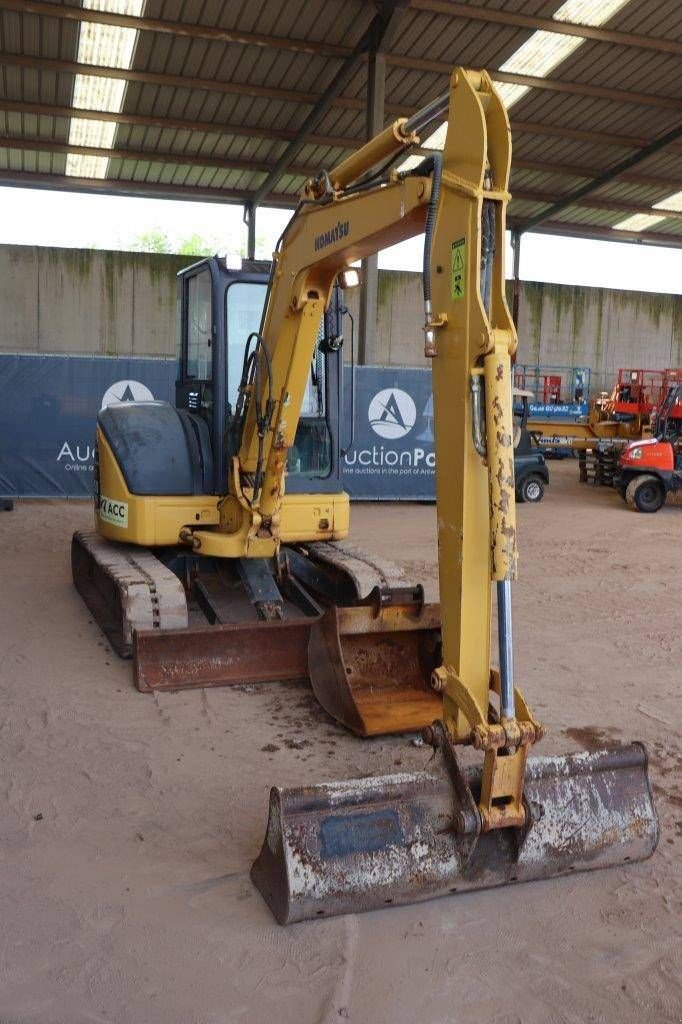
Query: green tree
177,233,214,257
130,228,171,253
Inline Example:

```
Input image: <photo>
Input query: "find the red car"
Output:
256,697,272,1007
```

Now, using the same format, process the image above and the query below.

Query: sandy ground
1,462,680,1024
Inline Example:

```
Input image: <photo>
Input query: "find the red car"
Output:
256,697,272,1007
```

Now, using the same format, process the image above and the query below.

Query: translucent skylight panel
71,75,126,113
613,213,665,232
498,30,583,83
66,0,145,177
65,154,111,178
69,118,117,149
653,191,682,212
553,0,632,27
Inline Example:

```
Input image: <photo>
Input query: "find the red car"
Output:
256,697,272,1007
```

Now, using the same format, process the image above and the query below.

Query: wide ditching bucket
251,735,659,924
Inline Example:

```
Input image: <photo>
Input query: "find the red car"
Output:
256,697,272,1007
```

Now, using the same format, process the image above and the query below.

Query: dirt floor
1,461,681,1024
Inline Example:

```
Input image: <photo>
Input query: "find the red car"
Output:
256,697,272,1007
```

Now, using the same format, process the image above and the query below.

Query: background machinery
528,366,681,458
615,381,682,512
514,363,590,407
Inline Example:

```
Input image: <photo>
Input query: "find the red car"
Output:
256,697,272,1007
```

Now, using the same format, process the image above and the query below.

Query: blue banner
0,355,175,497
342,366,435,500
0,355,438,500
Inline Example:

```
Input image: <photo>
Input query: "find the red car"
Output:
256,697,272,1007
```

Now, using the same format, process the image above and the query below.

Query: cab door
175,259,229,493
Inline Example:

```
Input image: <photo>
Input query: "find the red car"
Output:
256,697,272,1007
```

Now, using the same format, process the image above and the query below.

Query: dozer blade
307,604,442,736
251,740,659,924
134,618,312,692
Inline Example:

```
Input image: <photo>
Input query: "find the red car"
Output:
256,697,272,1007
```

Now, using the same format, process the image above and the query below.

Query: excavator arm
226,68,540,820
250,68,659,924
184,67,540,818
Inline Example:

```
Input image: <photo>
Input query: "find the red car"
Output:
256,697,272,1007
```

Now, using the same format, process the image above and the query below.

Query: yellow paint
96,430,348,549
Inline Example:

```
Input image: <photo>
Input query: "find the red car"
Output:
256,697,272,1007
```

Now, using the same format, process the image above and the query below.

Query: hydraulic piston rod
319,89,451,197
497,580,515,719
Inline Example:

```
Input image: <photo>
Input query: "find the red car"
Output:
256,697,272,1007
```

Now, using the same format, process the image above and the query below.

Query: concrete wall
0,245,186,358
514,280,682,393
2,244,681,393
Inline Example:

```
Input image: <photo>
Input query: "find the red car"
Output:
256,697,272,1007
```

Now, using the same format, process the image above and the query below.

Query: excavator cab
174,257,344,497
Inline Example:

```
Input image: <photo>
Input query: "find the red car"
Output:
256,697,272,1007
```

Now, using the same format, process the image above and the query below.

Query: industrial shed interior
0,2,680,1023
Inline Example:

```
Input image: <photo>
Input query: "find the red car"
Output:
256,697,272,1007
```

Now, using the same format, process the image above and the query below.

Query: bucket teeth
251,742,659,924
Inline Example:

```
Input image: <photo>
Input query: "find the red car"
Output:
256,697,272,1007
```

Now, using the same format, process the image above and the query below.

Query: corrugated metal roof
0,0,680,245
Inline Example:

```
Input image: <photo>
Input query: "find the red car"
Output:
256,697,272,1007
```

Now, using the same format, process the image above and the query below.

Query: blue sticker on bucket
320,809,404,858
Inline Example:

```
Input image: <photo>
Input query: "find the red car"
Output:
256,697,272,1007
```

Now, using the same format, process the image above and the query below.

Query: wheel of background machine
518,475,545,503
625,474,665,513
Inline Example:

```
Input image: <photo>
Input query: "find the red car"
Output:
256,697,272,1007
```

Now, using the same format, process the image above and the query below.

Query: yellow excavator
73,67,658,922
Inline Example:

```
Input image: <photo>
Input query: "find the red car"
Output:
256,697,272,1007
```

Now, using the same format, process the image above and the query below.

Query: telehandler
72,66,658,923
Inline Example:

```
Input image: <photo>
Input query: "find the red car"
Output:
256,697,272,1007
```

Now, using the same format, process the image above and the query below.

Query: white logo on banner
368,388,416,439
100,379,154,410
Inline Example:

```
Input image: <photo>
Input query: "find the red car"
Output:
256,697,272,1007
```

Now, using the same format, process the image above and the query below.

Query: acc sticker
99,496,128,528
451,236,466,300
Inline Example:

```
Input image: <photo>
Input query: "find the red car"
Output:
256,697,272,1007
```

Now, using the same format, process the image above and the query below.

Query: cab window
186,270,213,380
226,281,268,406
225,284,332,479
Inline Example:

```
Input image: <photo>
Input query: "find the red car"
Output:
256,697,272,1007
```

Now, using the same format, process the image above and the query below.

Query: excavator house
72,68,658,924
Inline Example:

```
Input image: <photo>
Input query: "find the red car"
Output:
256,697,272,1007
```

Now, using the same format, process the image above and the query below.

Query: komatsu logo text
314,220,350,252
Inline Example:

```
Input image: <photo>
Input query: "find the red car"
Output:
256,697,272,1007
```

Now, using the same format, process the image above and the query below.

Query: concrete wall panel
0,246,38,352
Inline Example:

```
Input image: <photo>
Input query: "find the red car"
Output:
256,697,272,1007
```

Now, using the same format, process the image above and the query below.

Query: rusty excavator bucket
307,600,442,737
251,727,659,924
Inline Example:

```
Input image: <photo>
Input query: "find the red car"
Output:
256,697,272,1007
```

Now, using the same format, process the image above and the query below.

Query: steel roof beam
0,168,299,206
1,49,681,116
0,135,316,176
510,119,658,152
508,217,682,250
0,53,402,114
248,1,406,208
520,122,682,233
3,132,679,195
6,0,681,59
512,158,680,192
410,1,682,56
0,98,356,149
515,188,682,222
2,98,681,160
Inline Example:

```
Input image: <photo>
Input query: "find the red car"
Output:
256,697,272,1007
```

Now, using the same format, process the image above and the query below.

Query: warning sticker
99,495,128,528
451,237,466,300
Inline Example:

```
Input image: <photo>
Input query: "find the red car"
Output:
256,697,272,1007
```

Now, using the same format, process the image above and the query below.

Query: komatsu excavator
73,66,658,922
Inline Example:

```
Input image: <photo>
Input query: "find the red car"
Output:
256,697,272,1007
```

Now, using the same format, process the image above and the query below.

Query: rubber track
72,531,188,657
304,541,418,601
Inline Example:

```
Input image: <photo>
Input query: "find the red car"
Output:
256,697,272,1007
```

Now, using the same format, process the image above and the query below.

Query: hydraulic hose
397,153,443,355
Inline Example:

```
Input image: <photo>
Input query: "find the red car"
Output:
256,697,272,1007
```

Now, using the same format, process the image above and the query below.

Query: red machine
612,368,664,420
611,367,682,421
615,382,682,512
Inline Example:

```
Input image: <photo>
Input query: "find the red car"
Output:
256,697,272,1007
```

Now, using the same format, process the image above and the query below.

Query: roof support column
358,47,386,366
511,228,521,328
244,202,256,260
